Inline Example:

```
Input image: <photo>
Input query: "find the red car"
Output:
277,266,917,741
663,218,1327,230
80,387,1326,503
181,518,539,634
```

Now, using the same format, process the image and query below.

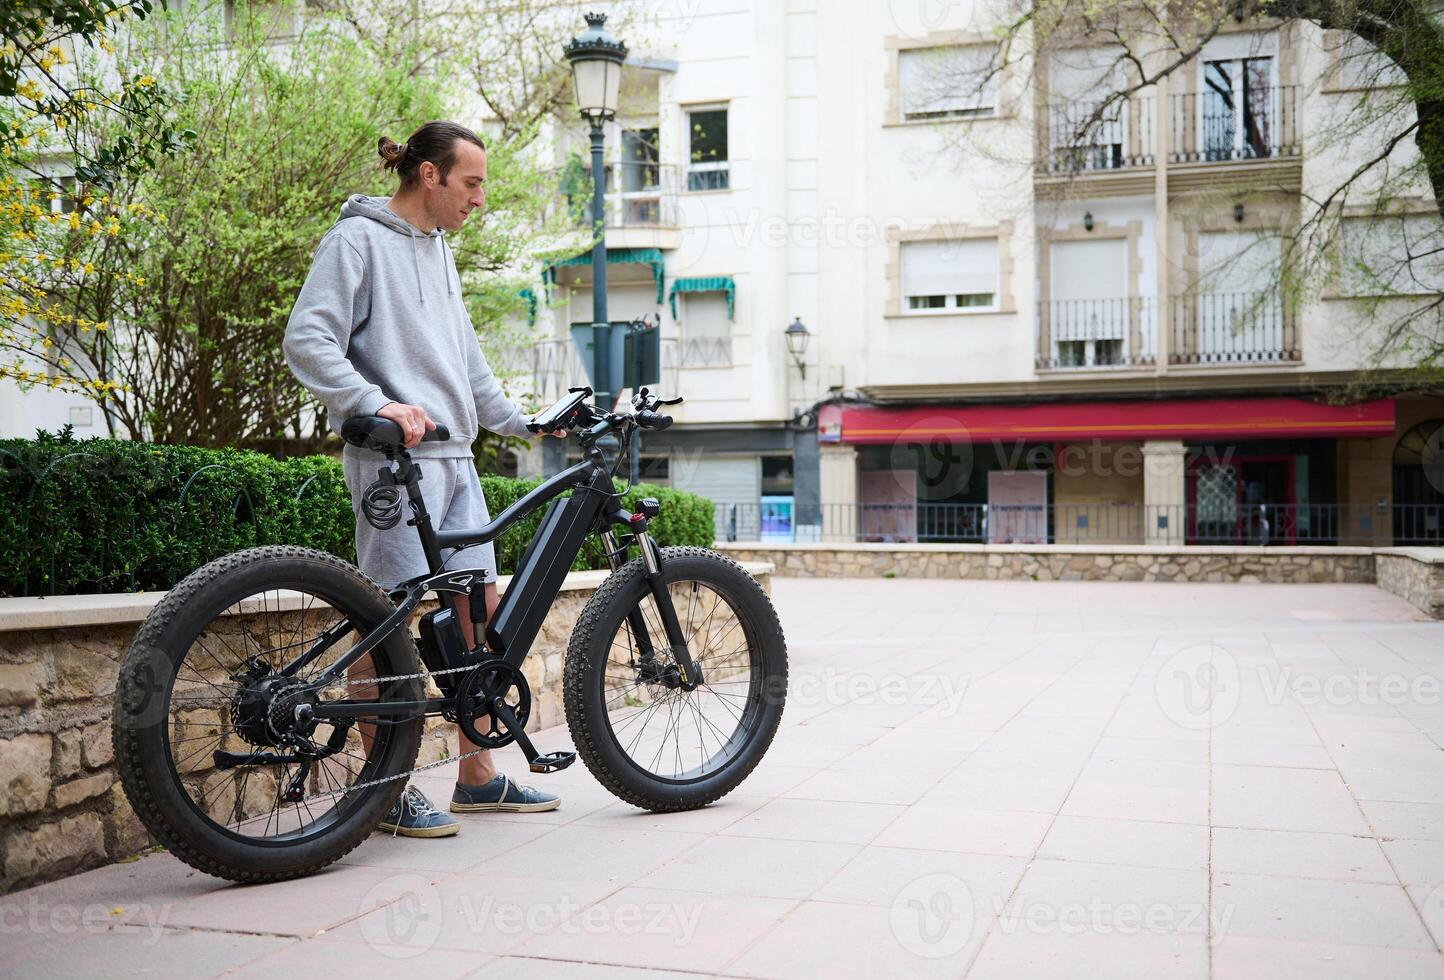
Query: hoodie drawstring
441,233,455,297
406,225,425,305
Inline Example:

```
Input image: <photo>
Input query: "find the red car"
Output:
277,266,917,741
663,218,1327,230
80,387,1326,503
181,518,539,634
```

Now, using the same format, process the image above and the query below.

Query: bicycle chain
294,661,495,805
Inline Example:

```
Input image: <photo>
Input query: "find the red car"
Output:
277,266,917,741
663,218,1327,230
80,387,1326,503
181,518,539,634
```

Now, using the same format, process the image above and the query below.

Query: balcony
530,336,679,406
1036,297,1157,370
1168,85,1300,189
565,161,680,250
1036,95,1155,175
1169,291,1300,365
1034,95,1155,196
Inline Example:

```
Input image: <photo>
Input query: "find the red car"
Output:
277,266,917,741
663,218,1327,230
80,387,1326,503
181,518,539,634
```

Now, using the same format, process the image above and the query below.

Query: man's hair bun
378,136,410,172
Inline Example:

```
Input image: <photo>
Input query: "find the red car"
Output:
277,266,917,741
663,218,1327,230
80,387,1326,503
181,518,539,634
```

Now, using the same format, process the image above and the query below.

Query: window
1201,56,1275,160
901,239,998,311
620,127,661,224
899,45,997,122
1340,215,1444,296
679,293,732,366
686,107,729,191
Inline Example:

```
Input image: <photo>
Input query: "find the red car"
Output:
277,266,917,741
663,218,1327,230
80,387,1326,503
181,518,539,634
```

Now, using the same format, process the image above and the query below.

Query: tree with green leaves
0,0,191,400
32,0,584,451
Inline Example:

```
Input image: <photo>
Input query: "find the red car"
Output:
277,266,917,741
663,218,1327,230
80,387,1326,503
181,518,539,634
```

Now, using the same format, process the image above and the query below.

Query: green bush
0,430,715,597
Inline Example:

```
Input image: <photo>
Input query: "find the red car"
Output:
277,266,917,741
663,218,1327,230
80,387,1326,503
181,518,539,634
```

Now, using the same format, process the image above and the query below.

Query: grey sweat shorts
342,451,497,591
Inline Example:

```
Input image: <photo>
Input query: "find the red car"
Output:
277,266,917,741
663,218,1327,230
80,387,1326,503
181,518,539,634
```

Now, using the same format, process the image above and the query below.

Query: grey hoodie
284,194,532,458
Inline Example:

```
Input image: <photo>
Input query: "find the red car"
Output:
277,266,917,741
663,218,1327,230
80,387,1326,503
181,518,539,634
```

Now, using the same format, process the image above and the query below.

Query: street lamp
784,316,811,379
564,12,628,411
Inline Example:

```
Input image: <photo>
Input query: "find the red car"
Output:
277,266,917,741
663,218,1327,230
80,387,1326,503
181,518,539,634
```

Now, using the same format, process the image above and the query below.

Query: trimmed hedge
0,430,714,597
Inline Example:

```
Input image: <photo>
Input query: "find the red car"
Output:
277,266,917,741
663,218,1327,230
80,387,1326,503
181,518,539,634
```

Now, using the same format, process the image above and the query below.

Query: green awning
668,276,735,320
542,247,665,303
518,287,537,326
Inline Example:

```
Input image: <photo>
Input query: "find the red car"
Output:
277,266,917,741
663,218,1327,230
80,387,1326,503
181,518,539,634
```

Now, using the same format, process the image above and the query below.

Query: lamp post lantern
564,12,627,411
784,316,811,379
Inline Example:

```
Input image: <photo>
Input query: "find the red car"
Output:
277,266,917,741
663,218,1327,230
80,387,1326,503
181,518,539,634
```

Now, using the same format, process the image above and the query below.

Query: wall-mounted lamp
1083,211,1094,232
1233,202,1245,223
784,316,811,379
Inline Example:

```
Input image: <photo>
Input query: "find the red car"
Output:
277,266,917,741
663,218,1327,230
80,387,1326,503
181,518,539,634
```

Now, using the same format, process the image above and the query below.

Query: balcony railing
567,161,680,229
1169,85,1300,164
529,336,680,406
1169,291,1299,365
713,502,1422,547
679,335,732,369
1036,297,1157,370
1037,95,1155,174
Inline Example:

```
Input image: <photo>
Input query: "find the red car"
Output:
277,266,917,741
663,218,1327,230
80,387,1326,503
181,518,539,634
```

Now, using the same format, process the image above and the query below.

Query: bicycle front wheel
563,546,788,810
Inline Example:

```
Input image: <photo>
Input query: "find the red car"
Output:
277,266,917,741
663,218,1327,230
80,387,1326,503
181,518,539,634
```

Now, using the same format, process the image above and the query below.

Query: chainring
453,659,532,749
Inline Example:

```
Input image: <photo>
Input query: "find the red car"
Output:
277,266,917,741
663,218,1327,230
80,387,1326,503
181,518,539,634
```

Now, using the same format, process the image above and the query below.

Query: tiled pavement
6,577,1444,978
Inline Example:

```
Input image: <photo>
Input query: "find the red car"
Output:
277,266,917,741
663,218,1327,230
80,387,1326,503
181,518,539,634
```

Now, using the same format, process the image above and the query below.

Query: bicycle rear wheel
563,546,787,810
113,545,424,882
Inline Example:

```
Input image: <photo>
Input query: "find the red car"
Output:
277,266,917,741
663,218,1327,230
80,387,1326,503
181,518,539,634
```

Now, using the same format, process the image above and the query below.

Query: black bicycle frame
291,443,695,723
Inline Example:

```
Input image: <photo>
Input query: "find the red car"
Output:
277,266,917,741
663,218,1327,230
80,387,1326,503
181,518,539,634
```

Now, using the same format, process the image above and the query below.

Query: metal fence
1037,94,1155,174
1169,85,1301,164
712,501,1437,547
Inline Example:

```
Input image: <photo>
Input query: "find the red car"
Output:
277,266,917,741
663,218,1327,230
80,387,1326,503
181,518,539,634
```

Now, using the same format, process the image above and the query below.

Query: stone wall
718,543,1377,585
1376,550,1444,619
0,561,772,893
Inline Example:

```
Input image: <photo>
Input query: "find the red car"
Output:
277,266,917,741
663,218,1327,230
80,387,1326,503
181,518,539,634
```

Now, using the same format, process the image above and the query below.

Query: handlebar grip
422,424,450,443
636,410,673,431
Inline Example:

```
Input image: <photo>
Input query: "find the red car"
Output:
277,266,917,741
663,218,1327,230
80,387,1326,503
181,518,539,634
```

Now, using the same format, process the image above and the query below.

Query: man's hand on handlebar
377,401,435,449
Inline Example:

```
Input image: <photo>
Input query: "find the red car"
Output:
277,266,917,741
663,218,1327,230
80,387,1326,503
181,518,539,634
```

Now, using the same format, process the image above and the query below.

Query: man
284,120,560,837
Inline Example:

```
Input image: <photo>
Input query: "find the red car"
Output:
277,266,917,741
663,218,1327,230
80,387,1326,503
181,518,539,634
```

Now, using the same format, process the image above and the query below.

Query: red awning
825,397,1396,444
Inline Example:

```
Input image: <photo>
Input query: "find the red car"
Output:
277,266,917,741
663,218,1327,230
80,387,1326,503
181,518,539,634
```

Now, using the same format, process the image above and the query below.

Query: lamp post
564,12,627,412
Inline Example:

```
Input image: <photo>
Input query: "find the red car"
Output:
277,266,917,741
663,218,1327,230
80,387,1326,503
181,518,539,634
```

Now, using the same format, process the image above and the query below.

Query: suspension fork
635,528,702,692
602,529,661,669
603,521,701,690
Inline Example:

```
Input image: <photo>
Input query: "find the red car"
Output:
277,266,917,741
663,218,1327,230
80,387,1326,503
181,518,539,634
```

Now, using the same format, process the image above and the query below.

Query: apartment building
533,0,1444,547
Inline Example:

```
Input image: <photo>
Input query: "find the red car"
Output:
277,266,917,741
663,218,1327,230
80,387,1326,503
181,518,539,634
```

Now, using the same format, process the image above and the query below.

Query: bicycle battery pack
418,606,469,672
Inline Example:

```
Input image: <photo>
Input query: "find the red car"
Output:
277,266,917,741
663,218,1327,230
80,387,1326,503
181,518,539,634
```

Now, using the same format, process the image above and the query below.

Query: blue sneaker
451,773,561,813
377,785,460,838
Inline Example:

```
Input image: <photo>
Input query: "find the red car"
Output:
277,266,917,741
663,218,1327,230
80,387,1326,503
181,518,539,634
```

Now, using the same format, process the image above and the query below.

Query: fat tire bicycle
111,387,788,882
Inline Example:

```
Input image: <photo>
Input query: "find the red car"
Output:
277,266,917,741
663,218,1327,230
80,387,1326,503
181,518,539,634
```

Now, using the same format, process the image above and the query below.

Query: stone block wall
1376,552,1444,619
718,544,1377,585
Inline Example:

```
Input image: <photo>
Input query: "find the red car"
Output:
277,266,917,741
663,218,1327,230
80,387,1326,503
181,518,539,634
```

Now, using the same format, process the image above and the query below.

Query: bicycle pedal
528,751,576,774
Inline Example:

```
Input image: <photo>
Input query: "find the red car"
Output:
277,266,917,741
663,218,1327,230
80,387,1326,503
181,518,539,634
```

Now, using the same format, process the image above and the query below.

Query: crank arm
491,701,576,774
